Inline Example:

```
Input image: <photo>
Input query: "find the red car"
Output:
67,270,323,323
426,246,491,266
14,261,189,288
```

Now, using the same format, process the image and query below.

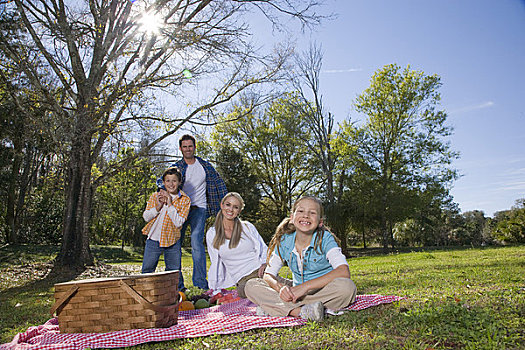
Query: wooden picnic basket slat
51,270,180,333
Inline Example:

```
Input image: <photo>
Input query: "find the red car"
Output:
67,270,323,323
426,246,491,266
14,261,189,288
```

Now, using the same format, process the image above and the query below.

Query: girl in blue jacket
245,196,356,321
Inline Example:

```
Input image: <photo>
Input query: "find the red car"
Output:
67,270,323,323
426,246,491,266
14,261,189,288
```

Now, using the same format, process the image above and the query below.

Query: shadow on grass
91,245,144,264
0,244,148,302
0,262,86,343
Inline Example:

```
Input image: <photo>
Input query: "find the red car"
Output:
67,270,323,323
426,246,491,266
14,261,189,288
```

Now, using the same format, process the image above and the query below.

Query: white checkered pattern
1,293,404,350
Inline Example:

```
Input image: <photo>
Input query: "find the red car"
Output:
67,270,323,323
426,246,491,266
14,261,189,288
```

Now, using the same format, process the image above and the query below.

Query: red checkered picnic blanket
1,294,403,350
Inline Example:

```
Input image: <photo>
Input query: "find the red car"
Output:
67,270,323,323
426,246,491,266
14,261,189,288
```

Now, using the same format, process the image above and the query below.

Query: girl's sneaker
256,306,270,316
299,301,324,321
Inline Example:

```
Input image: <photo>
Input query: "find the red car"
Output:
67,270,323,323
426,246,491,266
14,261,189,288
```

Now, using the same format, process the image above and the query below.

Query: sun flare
139,12,162,35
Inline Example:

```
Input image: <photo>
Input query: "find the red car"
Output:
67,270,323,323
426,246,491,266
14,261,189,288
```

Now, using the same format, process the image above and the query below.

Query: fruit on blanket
192,293,210,302
209,293,223,304
178,291,187,302
217,294,233,303
194,298,210,309
185,286,207,300
227,297,241,304
178,300,195,311
217,294,241,305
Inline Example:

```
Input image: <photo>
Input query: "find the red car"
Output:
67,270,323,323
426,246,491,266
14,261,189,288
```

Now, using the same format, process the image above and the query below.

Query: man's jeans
141,239,179,273
175,206,209,290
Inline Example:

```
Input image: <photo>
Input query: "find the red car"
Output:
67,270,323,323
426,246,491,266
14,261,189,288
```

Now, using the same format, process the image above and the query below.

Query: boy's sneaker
299,301,324,321
256,306,270,316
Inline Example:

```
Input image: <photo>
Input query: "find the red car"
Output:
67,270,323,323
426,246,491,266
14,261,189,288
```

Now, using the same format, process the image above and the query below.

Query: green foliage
91,149,156,247
17,171,64,244
214,145,261,222
210,93,319,225
335,64,459,248
490,199,525,243
0,62,61,244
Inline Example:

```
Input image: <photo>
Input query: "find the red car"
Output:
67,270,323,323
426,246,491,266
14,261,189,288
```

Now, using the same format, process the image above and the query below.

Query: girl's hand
257,263,267,278
278,285,295,303
289,284,309,303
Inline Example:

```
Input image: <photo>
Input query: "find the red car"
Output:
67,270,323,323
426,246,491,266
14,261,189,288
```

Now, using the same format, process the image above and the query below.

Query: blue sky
255,0,525,217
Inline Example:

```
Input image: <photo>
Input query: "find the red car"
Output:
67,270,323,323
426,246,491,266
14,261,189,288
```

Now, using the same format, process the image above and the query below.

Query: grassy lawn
0,245,523,349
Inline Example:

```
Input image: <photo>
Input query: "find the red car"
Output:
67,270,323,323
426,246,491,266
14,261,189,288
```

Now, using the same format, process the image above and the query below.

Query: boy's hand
164,190,172,206
156,191,167,211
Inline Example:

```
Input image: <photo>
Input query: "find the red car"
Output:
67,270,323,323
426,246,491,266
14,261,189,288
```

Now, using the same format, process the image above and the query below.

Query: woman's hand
257,263,267,278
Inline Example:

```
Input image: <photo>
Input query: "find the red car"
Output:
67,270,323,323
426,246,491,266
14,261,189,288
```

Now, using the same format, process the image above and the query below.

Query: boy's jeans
141,239,179,273
175,206,208,290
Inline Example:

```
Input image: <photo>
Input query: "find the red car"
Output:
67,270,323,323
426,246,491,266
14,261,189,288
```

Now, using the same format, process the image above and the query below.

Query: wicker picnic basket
51,270,180,333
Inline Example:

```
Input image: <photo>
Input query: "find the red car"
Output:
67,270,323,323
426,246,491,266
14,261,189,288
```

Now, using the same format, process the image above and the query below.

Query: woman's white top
206,221,268,290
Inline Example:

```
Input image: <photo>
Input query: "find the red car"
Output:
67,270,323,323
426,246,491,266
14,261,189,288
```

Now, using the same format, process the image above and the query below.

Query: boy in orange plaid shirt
141,167,191,274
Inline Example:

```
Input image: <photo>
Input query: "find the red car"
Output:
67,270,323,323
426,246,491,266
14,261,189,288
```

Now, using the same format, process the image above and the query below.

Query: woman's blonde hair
212,192,245,249
267,196,339,262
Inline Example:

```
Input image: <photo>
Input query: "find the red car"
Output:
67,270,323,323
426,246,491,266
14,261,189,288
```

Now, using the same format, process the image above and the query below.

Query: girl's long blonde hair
212,192,246,250
267,196,339,262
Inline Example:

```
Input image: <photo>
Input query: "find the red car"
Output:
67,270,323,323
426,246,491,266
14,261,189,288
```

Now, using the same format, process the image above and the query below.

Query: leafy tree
460,210,486,245
214,145,260,223
92,148,156,248
1,0,324,268
491,199,525,243
0,19,60,244
336,64,459,250
211,94,319,232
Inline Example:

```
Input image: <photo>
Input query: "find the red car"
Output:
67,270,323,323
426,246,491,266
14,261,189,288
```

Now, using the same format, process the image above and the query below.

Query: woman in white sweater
206,192,267,297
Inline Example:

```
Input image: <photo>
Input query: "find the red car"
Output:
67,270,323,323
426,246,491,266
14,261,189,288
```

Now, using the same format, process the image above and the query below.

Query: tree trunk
389,221,395,249
380,187,389,251
6,148,22,244
14,147,36,240
56,135,94,268
326,202,347,255
361,207,367,249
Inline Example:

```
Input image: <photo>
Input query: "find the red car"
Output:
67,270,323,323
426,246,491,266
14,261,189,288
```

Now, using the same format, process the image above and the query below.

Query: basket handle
118,280,180,312
50,285,79,316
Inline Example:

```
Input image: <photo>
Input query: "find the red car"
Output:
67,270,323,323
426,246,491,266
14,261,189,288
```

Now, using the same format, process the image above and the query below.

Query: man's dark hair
179,134,196,147
162,167,182,182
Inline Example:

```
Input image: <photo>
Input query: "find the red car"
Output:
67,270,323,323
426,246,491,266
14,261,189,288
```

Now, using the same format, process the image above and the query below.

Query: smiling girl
206,192,267,297
245,196,356,321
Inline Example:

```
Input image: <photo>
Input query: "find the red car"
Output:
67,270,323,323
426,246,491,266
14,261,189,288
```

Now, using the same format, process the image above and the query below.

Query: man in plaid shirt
170,134,228,290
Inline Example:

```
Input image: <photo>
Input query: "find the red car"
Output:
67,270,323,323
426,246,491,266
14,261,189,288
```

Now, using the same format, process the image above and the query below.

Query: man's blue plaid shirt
171,156,228,217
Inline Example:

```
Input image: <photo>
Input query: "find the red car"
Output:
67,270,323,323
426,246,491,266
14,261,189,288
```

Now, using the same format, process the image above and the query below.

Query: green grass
1,245,524,349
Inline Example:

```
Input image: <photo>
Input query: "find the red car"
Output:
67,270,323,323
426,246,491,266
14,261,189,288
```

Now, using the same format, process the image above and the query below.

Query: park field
0,245,523,349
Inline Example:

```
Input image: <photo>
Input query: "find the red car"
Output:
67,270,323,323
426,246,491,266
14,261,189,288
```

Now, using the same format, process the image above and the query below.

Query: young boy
141,167,191,274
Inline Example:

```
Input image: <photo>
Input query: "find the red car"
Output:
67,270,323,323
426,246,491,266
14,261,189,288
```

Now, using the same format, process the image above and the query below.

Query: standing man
171,134,227,291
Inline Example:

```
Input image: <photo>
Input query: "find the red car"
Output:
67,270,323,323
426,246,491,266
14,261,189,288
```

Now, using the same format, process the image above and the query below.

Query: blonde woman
206,192,267,297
